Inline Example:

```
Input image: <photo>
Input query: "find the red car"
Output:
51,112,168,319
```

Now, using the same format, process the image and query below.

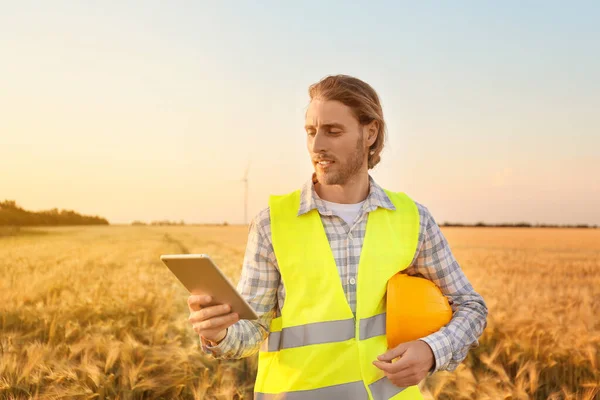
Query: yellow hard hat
386,273,452,349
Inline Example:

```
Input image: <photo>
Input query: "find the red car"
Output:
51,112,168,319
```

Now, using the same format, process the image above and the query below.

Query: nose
309,129,328,155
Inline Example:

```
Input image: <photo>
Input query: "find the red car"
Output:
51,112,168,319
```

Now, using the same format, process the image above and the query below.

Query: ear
365,120,379,148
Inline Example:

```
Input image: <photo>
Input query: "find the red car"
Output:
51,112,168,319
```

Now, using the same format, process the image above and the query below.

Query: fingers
189,303,232,324
373,344,414,374
373,358,420,388
373,349,424,388
187,294,214,312
377,343,409,362
192,312,239,339
193,312,239,331
386,369,423,388
373,357,412,374
187,295,239,341
372,360,393,373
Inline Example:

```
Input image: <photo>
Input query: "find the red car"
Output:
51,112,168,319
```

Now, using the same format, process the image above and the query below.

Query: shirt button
349,277,356,285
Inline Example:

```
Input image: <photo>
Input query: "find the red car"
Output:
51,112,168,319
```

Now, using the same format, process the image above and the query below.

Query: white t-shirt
321,199,366,227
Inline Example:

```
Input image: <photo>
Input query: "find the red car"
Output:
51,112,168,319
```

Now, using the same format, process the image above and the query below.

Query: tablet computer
160,253,258,320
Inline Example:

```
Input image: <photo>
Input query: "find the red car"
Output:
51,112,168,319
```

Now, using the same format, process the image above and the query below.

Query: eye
329,130,342,135
306,130,316,136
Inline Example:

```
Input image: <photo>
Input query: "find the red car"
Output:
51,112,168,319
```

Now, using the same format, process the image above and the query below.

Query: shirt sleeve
406,204,489,373
200,208,280,359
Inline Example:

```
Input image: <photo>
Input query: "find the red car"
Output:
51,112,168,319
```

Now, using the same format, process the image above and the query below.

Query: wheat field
0,225,599,400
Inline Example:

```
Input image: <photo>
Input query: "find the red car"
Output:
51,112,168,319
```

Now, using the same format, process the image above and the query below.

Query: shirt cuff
201,327,237,358
419,330,453,374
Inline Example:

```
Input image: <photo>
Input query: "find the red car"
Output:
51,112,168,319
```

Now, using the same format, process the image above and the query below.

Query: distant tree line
5,198,594,229
131,220,230,226
0,200,109,226
441,221,598,229
131,218,597,229
131,220,186,226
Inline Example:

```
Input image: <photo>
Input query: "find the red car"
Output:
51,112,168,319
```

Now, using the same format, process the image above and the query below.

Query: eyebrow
304,122,346,131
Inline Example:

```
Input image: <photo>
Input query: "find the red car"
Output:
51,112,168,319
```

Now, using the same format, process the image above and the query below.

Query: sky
1,1,599,225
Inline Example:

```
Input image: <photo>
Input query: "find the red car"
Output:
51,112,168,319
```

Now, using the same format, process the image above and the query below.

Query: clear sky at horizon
1,1,599,225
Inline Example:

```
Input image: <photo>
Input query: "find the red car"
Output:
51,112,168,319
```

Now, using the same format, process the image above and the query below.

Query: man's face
305,99,368,185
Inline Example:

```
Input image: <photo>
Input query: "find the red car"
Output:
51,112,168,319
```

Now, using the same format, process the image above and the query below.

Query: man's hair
308,74,386,169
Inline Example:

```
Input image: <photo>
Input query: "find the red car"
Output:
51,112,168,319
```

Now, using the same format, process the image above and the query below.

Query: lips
314,157,335,164
315,160,335,171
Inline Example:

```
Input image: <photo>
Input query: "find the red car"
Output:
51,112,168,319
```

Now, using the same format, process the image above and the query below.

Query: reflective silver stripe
255,377,407,400
369,376,407,399
263,314,387,352
263,318,355,352
265,331,281,352
359,312,386,340
255,380,369,400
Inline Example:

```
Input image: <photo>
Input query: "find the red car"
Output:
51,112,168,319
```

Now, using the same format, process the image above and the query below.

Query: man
188,75,488,399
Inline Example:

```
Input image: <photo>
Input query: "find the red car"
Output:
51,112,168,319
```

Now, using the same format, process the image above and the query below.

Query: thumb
377,342,409,362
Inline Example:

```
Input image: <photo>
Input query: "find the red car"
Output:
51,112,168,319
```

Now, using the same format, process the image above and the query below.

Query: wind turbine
242,160,251,225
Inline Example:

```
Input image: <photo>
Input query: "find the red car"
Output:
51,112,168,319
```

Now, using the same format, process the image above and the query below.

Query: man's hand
372,340,435,387
188,295,239,344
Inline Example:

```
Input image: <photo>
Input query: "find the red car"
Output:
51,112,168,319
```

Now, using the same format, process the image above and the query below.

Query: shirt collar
297,172,396,217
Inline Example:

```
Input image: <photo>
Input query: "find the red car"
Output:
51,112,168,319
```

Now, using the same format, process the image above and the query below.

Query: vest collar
297,172,396,217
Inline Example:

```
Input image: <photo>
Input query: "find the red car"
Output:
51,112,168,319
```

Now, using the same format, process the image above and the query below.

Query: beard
315,133,366,185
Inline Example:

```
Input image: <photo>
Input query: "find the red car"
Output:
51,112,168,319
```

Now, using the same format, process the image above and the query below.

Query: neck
314,170,370,204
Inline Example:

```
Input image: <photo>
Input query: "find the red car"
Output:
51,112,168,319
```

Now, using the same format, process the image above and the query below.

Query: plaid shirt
201,173,488,374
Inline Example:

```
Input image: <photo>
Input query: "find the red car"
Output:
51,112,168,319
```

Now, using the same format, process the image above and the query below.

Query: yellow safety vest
254,188,424,400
